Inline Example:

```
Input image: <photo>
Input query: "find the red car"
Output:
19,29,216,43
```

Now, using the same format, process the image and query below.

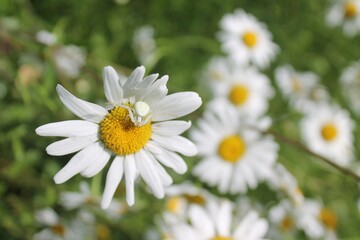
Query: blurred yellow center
291,78,302,92
344,3,357,18
212,237,232,240
97,224,110,240
211,71,223,81
242,31,257,47
280,216,294,231
167,197,182,213
319,208,337,230
320,123,337,141
100,106,151,155
183,194,206,205
52,224,65,236
229,85,249,105
218,135,246,163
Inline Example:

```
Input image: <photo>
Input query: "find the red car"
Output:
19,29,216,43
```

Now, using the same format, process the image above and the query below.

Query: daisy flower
133,25,156,66
326,0,360,36
211,66,274,118
190,100,278,194
36,30,57,46
275,65,329,113
170,199,269,240
296,199,338,239
340,60,360,115
203,57,233,88
268,164,304,206
300,104,354,166
53,45,86,79
36,65,202,208
218,9,279,69
269,199,297,236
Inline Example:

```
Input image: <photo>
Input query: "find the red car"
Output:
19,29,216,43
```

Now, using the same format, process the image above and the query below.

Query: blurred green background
1,0,360,239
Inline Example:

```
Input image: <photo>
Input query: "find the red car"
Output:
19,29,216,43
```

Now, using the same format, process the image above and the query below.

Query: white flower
190,101,278,194
53,45,86,78
275,65,329,113
203,56,233,89
133,25,156,66
36,30,57,46
170,199,269,240
268,164,304,206
340,60,360,114
34,208,74,240
218,9,279,68
269,199,338,240
300,104,354,166
36,65,202,208
296,199,338,239
163,182,213,224
326,0,360,36
211,66,274,118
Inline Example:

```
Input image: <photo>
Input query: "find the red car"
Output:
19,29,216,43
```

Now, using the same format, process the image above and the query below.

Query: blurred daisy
191,101,278,194
218,9,279,68
36,30,57,46
164,182,212,224
268,164,304,206
296,199,338,239
203,56,233,88
300,104,354,166
34,208,75,240
133,25,156,66
340,60,360,114
170,199,269,240
212,66,274,118
269,199,297,236
275,65,329,113
36,65,201,208
53,45,86,79
326,0,360,36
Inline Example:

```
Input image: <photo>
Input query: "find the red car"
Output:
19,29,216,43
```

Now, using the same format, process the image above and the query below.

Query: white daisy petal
145,142,188,174
151,156,173,186
135,149,164,199
151,92,202,121
151,134,197,156
216,200,232,236
152,120,191,136
103,66,123,105
35,120,99,137
188,205,214,238
80,147,111,177
101,156,124,209
56,85,108,123
46,135,98,156
123,65,145,90
124,155,137,206
53,142,103,184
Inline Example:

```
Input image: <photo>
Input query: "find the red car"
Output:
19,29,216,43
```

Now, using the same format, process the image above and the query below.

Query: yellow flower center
97,224,110,240
166,197,182,213
320,123,338,141
319,208,337,230
183,194,206,205
211,70,223,81
280,216,294,231
52,224,65,236
218,135,246,163
291,78,302,92
344,2,357,18
100,106,152,155
228,85,249,106
212,236,232,240
242,31,257,48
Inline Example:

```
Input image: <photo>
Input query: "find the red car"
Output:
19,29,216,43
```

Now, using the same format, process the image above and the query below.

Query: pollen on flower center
228,84,249,105
212,236,232,240
52,224,65,236
320,123,338,141
242,31,257,47
319,208,337,230
99,106,152,155
280,216,294,231
344,3,357,18
218,135,246,163
166,197,182,213
183,194,206,205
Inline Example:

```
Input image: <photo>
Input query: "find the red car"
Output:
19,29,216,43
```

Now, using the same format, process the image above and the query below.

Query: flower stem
264,130,360,181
